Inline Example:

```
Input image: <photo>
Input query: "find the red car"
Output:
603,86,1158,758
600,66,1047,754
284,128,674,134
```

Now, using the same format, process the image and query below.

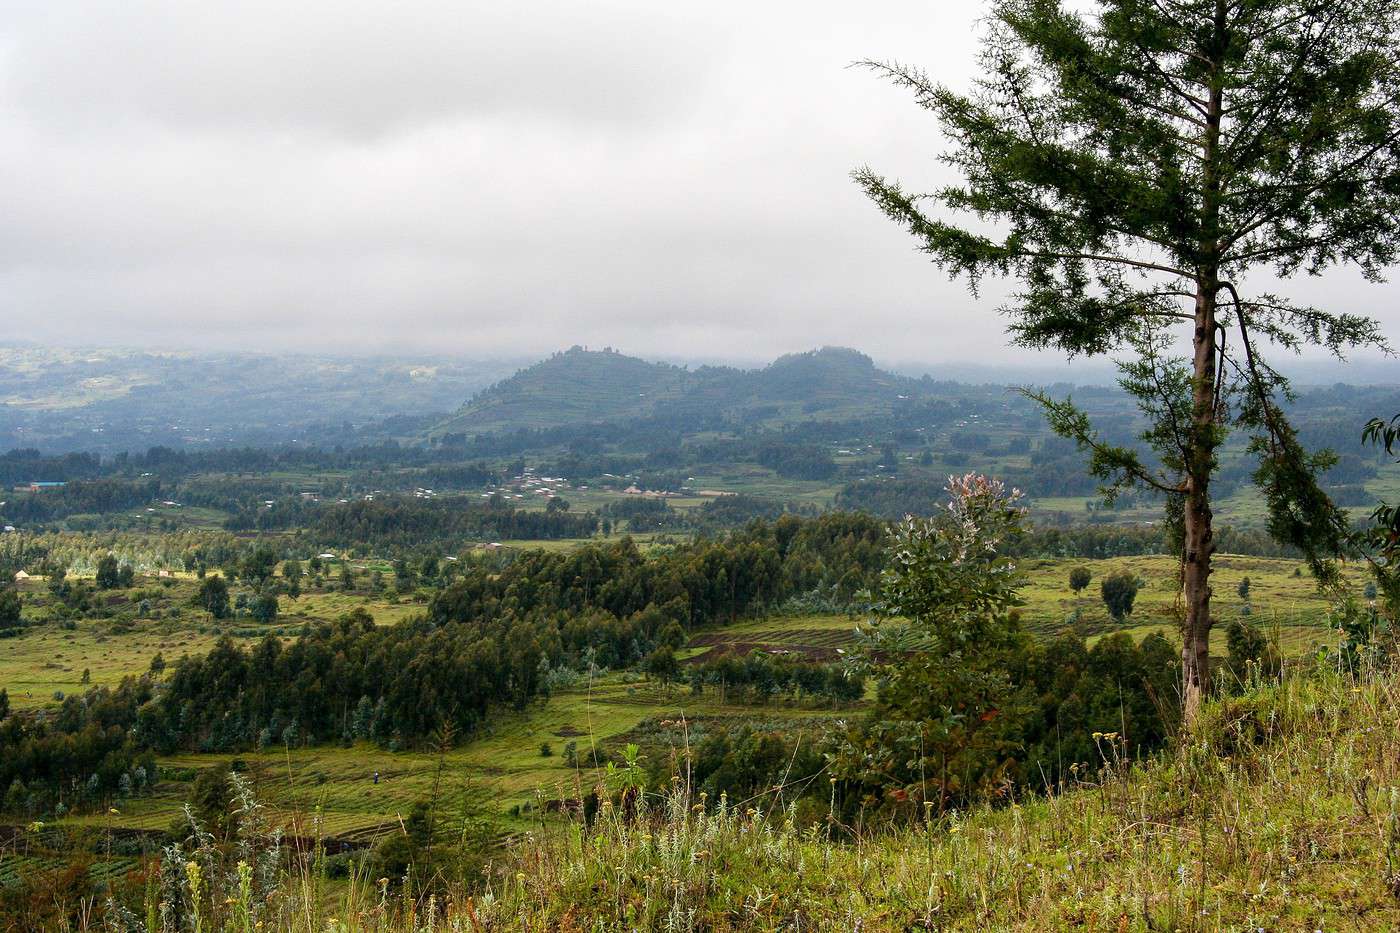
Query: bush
1100,571,1140,621
249,591,279,624
194,574,231,619
643,647,680,684
1224,619,1279,685
95,555,121,590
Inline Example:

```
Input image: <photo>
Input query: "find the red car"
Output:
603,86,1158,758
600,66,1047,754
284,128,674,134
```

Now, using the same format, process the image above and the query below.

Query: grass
1017,553,1362,654
0,578,425,709
697,553,1360,665
0,622,225,710
462,662,1400,930
16,658,1400,930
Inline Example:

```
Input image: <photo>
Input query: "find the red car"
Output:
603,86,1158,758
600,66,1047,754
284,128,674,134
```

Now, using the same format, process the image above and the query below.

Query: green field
0,574,426,709
0,549,1367,845
47,676,841,842
689,553,1357,664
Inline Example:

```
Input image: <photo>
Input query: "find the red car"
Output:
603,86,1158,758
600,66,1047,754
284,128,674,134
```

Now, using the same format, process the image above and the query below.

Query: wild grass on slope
473,665,1400,931
28,664,1400,931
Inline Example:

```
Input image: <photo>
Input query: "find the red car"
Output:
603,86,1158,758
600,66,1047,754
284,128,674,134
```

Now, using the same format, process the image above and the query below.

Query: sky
1,1,1398,370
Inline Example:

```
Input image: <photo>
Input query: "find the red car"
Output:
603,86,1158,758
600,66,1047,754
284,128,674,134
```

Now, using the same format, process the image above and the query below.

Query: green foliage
642,646,679,685
1068,566,1091,594
835,475,1176,815
1224,619,1279,686
1360,413,1400,612
756,442,838,480
248,590,279,624
1099,571,1140,621
0,587,20,631
0,677,158,816
239,546,279,587
866,474,1026,651
1325,597,1392,675
194,574,230,620
188,763,239,839
688,652,863,706
25,666,1400,928
281,559,302,600
685,725,825,805
301,496,599,549
94,554,120,590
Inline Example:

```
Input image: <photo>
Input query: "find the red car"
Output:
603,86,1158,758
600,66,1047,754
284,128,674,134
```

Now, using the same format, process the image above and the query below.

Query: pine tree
858,0,1400,722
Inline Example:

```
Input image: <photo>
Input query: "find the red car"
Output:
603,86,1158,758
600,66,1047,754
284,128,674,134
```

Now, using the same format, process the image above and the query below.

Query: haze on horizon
2,1,1398,369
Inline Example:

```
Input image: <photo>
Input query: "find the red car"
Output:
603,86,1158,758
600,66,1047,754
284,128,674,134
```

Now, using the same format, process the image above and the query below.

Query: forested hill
434,346,933,435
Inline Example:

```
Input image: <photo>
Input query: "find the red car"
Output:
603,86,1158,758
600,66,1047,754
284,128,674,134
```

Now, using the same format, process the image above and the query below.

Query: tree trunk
1184,34,1225,728
1182,292,1216,726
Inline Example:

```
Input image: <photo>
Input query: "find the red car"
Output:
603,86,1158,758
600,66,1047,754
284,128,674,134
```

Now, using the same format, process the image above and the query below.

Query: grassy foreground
37,658,1398,931
477,664,1400,930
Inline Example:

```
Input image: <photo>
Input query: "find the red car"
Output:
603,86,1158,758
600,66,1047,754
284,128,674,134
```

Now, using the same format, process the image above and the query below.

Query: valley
0,342,1393,928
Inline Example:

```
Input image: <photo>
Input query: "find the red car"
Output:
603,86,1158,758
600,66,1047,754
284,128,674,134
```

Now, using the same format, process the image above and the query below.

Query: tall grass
23,661,1400,930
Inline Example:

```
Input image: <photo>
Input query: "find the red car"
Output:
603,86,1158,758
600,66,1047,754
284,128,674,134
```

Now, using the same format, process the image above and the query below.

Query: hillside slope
67,664,1400,929
481,666,1400,929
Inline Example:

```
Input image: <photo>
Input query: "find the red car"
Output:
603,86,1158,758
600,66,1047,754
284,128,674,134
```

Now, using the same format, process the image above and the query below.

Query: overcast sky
2,1,1397,369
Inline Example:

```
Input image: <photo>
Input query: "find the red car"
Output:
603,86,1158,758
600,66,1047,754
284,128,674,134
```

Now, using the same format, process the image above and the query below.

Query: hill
435,346,693,432
435,345,930,435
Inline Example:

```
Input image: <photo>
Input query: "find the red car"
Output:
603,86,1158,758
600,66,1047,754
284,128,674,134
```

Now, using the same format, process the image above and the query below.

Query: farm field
0,575,428,709
0,545,1369,851
3,552,1356,710
688,553,1360,664
45,676,844,845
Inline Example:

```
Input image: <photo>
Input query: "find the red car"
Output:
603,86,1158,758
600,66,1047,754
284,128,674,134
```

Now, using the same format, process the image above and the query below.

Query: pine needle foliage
855,0,1400,718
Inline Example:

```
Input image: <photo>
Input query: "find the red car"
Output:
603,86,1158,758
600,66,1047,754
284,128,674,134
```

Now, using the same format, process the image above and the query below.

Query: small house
13,570,30,582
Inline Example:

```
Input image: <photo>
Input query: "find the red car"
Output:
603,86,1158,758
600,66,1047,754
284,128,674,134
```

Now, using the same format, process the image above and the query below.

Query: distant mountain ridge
0,345,521,453
434,345,930,435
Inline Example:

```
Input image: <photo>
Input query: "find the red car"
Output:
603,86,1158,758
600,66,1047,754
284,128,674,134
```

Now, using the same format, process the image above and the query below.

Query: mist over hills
2,342,1396,455
0,346,521,453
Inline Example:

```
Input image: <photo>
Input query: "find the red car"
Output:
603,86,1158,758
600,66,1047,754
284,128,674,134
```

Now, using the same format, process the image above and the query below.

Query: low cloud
1,1,1395,367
